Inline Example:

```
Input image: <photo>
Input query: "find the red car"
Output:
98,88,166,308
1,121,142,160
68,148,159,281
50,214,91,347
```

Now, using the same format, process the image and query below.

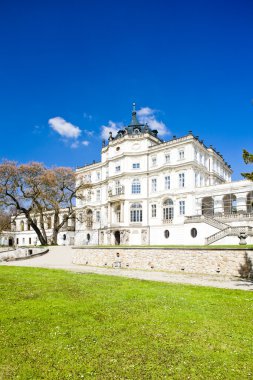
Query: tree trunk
51,211,60,245
31,222,48,245
26,215,48,246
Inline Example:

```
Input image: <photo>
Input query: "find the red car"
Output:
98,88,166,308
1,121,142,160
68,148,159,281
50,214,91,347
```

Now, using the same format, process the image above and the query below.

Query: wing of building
3,104,253,247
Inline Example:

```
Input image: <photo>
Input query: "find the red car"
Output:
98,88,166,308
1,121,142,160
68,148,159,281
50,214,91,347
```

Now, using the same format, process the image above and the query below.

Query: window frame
164,175,170,190
179,200,185,215
130,203,143,223
132,162,140,169
132,179,141,194
179,172,185,188
151,178,157,193
151,204,157,218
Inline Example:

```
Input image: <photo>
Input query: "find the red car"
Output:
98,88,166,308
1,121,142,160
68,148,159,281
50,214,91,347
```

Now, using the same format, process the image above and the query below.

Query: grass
0,267,253,380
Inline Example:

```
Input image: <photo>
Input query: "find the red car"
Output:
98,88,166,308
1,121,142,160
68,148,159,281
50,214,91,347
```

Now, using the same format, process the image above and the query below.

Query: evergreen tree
241,149,253,181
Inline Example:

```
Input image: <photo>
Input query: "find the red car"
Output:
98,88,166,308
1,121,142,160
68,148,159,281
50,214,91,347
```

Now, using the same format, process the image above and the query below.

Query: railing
108,186,125,198
215,213,253,222
206,226,253,245
163,219,173,224
202,215,228,230
62,226,75,232
185,215,228,230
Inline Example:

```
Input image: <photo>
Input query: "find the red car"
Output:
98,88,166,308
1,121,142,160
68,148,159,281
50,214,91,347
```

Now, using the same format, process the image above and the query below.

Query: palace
3,104,253,247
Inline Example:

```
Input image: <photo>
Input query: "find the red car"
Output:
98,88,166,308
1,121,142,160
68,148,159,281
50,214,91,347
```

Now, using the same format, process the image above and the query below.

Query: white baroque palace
3,104,253,247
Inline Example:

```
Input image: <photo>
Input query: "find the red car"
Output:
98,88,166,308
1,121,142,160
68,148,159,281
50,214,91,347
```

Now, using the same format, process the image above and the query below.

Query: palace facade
3,104,253,246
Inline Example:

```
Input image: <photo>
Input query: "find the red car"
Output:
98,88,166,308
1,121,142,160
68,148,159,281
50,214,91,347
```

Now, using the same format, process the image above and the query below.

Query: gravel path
1,246,253,291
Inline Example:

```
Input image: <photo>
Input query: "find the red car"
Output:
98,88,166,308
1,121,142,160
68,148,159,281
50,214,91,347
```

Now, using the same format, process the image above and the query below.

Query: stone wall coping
72,246,253,252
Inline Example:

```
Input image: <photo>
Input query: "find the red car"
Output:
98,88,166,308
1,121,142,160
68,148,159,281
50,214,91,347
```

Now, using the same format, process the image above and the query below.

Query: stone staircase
206,226,253,245
201,215,228,230
185,215,253,245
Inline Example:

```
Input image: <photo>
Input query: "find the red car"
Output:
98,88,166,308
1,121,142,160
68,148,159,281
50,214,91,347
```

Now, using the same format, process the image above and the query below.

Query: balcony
62,226,75,232
108,186,125,201
163,219,173,224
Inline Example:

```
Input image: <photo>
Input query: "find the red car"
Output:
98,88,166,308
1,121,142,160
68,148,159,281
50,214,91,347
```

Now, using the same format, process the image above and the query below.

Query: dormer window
134,128,140,134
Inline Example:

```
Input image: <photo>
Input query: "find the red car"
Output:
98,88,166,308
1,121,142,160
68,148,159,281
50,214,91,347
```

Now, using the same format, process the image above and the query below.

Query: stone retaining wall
72,247,253,277
0,247,49,262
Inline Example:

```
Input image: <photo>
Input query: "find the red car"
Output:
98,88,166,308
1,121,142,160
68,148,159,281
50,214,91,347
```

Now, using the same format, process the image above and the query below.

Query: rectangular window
179,200,185,215
165,175,170,190
179,150,185,160
115,165,121,172
179,173,185,188
132,180,141,194
16,238,19,245
29,237,31,245
195,173,198,187
96,211,101,222
85,174,91,182
132,163,140,169
96,172,101,180
115,181,122,195
165,154,170,163
22,238,25,244
151,178,157,192
130,209,142,222
151,156,157,166
96,189,101,201
151,204,157,217
116,210,121,223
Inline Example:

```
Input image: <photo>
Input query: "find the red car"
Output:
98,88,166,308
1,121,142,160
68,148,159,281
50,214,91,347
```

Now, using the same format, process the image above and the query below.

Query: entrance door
114,231,120,245
8,237,13,247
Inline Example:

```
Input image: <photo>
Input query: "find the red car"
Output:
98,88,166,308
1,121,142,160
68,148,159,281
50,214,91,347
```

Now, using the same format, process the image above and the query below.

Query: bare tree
0,211,11,234
0,161,90,245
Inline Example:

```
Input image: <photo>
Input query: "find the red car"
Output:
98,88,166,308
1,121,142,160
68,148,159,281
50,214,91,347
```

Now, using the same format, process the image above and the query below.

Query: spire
129,102,140,126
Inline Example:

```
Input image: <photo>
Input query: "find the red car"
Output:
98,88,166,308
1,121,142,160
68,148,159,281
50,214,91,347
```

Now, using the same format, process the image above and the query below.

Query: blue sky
0,0,252,179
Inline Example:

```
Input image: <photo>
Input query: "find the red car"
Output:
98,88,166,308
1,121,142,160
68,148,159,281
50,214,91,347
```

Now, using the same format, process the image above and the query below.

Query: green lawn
0,267,252,379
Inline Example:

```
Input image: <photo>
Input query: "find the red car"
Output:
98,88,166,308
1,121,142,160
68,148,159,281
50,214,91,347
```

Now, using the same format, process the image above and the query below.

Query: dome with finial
112,103,161,141
129,102,141,127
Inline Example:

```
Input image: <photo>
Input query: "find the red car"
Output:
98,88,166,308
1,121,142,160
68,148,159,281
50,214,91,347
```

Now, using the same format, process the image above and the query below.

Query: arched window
20,220,24,232
202,197,214,216
12,221,16,232
223,194,237,215
132,179,141,194
63,214,68,227
79,213,83,223
247,191,253,213
86,209,93,228
163,199,174,221
130,203,142,222
115,205,121,223
47,216,52,229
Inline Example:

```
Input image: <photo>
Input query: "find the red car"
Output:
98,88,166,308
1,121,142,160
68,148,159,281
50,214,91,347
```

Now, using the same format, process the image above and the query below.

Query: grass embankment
0,267,252,379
